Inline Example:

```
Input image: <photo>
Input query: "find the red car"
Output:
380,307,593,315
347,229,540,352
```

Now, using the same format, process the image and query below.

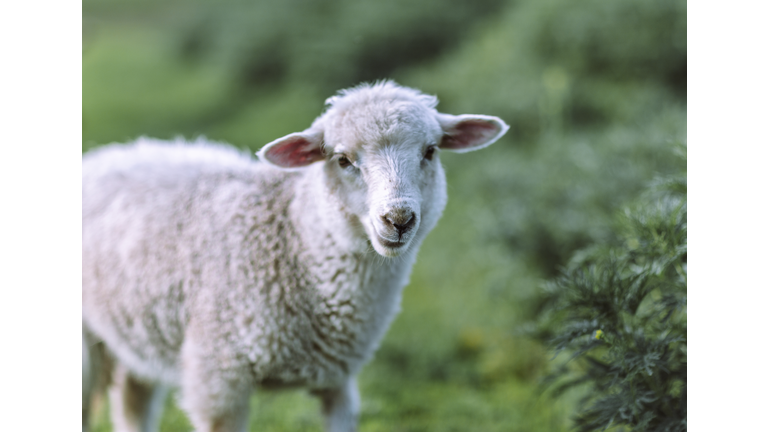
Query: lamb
82,81,509,432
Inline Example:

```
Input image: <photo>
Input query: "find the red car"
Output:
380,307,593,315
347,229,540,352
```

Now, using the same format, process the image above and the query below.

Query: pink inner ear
441,120,500,150
264,136,324,168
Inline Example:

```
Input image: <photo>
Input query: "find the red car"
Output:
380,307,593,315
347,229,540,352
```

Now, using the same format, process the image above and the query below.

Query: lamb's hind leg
108,363,167,432
312,377,360,432
82,332,99,432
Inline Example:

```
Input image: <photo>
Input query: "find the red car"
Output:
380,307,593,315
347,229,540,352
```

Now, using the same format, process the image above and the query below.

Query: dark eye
424,145,436,161
337,155,351,168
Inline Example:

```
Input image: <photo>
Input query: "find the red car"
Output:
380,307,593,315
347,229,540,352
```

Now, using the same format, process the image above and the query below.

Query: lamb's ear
257,129,325,169
437,114,509,153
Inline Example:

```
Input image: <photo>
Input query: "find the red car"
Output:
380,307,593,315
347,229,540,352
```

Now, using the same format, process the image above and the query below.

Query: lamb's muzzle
375,207,418,250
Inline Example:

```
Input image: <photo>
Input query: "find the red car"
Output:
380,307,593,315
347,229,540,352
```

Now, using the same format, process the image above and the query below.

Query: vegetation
534,164,687,432
83,0,686,430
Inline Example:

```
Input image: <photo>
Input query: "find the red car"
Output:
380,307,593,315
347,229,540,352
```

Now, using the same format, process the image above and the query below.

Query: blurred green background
83,0,686,430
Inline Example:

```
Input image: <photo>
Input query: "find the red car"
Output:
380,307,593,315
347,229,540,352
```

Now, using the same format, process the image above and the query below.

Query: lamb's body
82,82,508,432
83,139,410,389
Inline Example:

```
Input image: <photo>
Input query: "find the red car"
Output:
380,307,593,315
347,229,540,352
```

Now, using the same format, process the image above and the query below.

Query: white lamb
82,81,508,432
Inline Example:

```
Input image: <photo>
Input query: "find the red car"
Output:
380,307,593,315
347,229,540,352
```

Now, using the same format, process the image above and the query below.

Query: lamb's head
258,81,509,257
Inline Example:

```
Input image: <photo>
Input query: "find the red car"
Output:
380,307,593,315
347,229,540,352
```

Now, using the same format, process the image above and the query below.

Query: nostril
380,214,393,228
395,214,415,230
386,211,415,235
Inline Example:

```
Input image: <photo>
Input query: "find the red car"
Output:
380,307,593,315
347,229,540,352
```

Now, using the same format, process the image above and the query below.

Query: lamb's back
82,137,262,212
82,138,300,382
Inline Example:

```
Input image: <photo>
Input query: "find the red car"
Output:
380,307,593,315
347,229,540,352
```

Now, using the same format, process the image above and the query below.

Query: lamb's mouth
376,235,407,249
370,225,413,256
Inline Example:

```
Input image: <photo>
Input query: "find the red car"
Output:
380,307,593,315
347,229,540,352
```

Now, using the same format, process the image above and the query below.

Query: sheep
82,80,509,432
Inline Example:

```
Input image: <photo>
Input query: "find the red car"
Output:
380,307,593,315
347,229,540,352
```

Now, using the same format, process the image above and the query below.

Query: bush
404,0,686,141
534,152,687,431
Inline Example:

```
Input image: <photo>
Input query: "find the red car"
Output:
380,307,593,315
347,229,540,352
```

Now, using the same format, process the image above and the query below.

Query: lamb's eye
423,145,436,161
338,155,351,168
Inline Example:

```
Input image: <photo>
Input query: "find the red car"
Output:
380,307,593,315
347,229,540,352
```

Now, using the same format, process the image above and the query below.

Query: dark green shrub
534,0,687,90
535,158,687,431
405,0,686,142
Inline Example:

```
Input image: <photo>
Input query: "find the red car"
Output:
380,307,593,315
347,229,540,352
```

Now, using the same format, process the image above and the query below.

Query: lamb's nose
381,209,416,236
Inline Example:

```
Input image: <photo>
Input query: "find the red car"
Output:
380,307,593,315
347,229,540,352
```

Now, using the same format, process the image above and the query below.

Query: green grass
83,27,233,150
90,370,573,432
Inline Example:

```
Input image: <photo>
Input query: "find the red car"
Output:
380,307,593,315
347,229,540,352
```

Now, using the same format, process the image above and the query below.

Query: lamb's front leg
179,338,252,432
312,377,360,432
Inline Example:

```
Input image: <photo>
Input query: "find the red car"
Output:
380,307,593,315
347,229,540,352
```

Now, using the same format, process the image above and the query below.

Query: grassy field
83,0,686,429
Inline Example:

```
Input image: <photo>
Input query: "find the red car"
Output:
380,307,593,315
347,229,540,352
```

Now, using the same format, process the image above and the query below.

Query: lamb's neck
290,164,418,307
284,166,422,369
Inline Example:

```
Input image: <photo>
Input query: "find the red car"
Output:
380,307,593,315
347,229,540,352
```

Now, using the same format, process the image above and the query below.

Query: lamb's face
257,82,509,258
321,102,447,257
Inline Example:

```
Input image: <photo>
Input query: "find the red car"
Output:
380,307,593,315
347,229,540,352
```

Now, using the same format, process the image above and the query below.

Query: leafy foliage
405,0,686,142
535,160,687,431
